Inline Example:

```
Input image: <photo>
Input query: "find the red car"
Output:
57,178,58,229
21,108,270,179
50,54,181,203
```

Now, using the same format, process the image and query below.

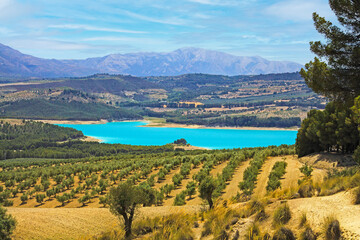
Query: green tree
108,182,146,238
199,176,217,209
35,194,45,205
0,206,16,240
300,1,360,104
186,181,196,199
173,191,186,206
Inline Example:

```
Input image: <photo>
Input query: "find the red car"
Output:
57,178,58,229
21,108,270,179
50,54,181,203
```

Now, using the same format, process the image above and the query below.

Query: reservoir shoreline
36,119,299,131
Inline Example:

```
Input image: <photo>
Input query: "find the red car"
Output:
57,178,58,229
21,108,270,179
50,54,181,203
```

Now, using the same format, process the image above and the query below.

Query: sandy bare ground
281,155,303,190
81,136,102,142
210,160,230,176
288,190,360,238
253,157,279,197
222,160,251,199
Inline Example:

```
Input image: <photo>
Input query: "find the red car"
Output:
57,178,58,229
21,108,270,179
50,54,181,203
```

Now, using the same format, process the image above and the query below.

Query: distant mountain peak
0,43,303,78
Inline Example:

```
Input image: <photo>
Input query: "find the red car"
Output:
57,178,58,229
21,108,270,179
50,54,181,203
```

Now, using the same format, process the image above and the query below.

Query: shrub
354,187,360,205
323,216,341,240
300,164,313,178
300,227,317,240
299,212,307,227
273,203,291,226
272,227,295,240
202,206,242,238
245,198,265,217
245,222,261,240
134,213,194,240
3,200,13,207
298,182,315,198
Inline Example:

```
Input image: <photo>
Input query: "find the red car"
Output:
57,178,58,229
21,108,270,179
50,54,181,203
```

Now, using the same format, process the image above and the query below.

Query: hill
0,99,141,121
0,43,303,78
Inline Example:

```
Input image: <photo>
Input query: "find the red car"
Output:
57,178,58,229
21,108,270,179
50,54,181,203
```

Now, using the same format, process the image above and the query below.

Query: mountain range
0,43,303,78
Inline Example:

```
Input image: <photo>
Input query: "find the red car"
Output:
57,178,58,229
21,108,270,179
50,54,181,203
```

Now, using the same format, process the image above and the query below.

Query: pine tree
300,1,360,104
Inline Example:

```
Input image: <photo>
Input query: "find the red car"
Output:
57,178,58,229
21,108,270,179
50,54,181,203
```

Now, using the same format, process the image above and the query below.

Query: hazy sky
0,0,336,63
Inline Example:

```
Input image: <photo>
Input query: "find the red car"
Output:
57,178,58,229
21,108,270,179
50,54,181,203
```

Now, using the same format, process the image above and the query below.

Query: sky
0,0,337,63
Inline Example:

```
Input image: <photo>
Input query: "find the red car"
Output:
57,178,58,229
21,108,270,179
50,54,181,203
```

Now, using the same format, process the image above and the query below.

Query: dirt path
210,160,229,176
281,155,302,190
253,157,279,197
222,160,251,199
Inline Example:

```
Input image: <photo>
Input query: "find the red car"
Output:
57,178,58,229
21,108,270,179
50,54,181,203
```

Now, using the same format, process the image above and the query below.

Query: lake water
58,121,297,149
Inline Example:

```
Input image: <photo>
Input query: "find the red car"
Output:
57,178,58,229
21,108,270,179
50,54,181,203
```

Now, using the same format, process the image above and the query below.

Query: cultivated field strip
221,159,251,199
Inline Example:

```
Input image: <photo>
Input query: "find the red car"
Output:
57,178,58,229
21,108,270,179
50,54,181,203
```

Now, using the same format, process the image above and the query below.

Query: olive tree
199,176,217,209
108,182,146,238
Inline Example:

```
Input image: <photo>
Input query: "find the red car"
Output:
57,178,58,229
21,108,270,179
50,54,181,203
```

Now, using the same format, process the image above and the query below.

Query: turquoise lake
58,121,297,149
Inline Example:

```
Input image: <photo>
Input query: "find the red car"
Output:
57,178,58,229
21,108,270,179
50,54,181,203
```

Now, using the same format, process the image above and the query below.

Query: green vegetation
239,150,269,196
300,1,360,104
1,72,325,128
108,182,147,238
354,187,360,205
266,161,287,192
296,102,359,157
167,115,301,128
272,227,295,240
273,203,291,226
300,227,316,240
296,0,360,161
0,206,16,240
323,216,341,240
0,120,173,160
199,176,217,209
173,138,187,145
0,99,141,121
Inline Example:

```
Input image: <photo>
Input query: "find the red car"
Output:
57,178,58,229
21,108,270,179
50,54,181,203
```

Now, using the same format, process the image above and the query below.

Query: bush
247,199,264,215
272,227,295,240
299,212,307,227
300,164,313,178
298,182,315,198
245,222,261,240
300,227,317,240
273,203,291,226
323,216,341,240
354,187,360,204
134,213,194,240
